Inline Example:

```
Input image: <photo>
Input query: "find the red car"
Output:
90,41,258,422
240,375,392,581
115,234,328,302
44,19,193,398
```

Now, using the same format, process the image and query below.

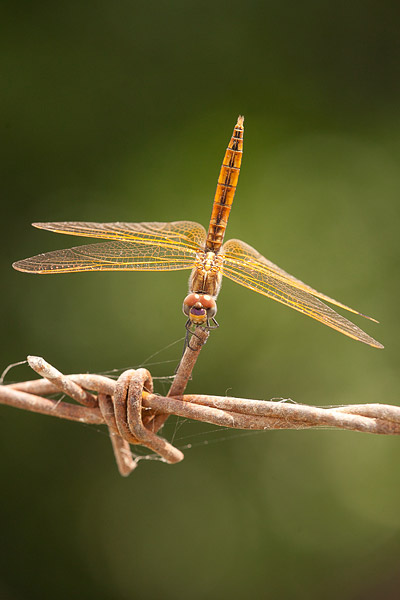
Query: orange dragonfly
13,116,383,349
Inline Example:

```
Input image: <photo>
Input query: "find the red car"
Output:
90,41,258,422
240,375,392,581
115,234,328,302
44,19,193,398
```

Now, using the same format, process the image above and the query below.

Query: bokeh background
1,2,400,598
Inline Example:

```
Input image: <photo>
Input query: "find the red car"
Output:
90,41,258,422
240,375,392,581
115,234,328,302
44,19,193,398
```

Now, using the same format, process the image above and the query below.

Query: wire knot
98,368,184,474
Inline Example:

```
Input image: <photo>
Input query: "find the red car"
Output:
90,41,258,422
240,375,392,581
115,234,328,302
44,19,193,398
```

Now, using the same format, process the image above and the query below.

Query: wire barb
1,348,399,476
2,327,208,476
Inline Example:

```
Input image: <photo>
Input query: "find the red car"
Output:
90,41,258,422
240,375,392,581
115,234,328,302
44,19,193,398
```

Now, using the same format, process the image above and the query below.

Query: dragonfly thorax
183,293,217,325
189,251,224,298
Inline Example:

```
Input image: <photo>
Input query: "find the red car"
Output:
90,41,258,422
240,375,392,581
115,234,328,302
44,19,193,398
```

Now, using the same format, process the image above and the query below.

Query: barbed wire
1,328,399,476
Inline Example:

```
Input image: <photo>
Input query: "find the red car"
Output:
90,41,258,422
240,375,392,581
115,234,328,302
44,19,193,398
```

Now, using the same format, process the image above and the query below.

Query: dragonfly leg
187,329,204,351
183,324,193,352
206,317,219,330
182,320,207,352
175,317,214,372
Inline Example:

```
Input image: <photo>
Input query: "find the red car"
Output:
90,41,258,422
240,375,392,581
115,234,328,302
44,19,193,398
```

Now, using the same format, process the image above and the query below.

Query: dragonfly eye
183,293,217,323
206,304,217,318
201,294,217,318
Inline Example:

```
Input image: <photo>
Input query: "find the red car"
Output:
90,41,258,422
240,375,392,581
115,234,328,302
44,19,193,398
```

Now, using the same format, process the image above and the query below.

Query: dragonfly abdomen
205,116,244,253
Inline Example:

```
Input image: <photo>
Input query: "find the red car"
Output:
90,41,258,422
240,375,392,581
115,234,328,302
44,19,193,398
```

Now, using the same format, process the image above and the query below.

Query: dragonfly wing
13,240,197,274
32,221,207,251
222,253,383,349
222,239,378,323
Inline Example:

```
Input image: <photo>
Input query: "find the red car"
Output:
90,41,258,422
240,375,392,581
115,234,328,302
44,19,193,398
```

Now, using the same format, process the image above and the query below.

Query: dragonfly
13,116,383,349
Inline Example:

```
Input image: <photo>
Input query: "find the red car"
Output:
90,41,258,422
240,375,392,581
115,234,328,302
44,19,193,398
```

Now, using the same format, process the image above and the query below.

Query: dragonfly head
183,293,217,325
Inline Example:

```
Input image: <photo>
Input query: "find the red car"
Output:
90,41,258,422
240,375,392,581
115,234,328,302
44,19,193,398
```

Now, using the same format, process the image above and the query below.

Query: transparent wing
222,240,383,348
31,221,207,251
13,240,197,274
222,239,377,322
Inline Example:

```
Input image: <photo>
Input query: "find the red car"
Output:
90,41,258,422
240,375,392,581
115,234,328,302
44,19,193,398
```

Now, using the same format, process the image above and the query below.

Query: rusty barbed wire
1,345,400,476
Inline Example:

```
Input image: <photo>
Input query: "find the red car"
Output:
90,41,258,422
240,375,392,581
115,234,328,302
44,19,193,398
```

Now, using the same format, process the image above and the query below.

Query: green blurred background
1,1,400,598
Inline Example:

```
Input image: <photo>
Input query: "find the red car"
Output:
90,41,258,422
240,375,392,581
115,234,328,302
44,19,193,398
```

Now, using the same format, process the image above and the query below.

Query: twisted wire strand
1,354,399,476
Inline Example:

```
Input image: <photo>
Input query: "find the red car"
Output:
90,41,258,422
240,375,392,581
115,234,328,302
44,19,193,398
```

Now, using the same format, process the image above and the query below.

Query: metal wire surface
1,329,399,476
